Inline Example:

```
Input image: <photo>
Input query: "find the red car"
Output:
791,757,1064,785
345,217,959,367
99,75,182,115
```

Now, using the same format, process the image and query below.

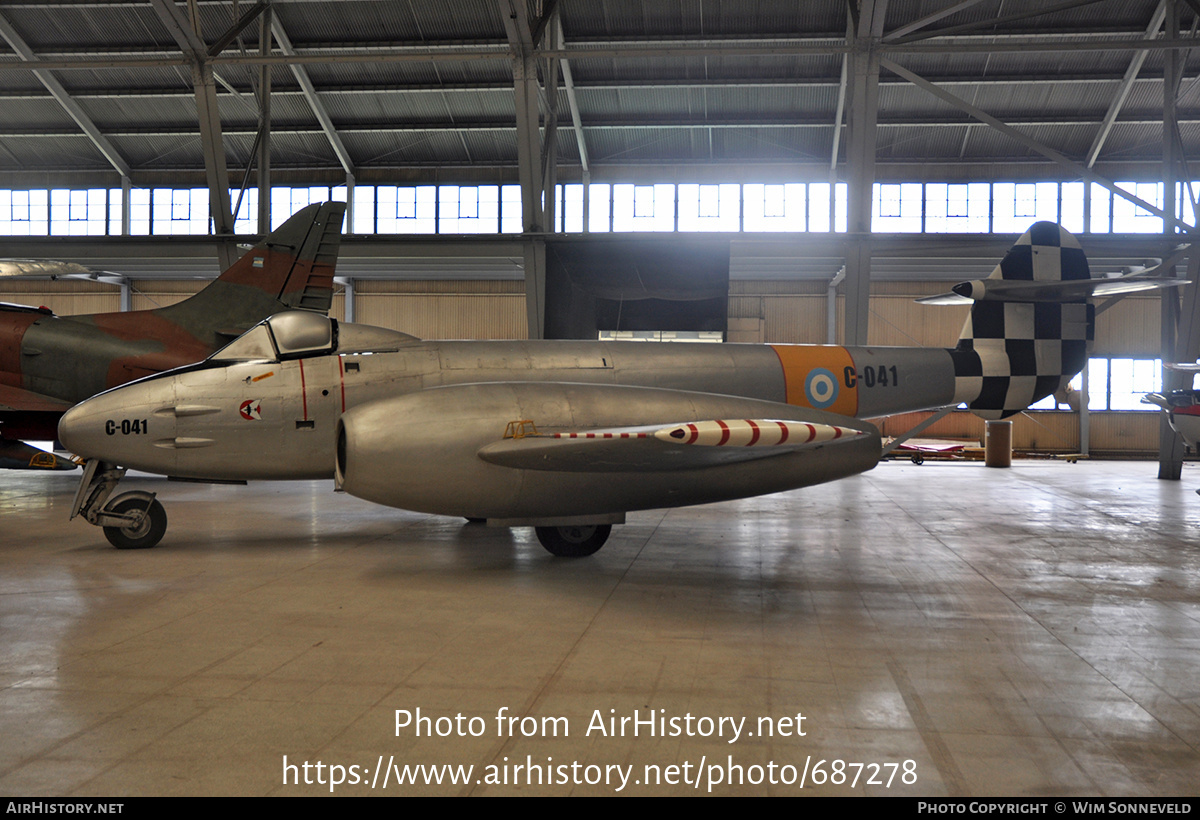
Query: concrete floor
1,459,1199,796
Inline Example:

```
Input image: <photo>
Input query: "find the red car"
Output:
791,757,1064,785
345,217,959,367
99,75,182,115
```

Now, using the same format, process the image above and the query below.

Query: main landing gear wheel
535,524,611,557
103,497,167,550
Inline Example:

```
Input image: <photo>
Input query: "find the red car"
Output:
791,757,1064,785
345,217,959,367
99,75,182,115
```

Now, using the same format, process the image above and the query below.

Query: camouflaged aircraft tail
154,202,347,346
949,222,1094,420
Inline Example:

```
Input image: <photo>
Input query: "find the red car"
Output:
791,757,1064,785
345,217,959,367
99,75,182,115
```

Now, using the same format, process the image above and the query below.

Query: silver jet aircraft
56,223,1168,555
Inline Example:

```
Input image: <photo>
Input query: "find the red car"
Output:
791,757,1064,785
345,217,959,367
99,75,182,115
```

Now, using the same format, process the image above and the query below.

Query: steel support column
257,6,271,234
499,0,549,338
1160,0,1186,479
843,1,888,347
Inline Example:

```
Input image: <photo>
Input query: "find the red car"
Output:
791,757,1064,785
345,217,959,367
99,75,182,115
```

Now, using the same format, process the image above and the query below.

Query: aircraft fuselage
58,324,957,483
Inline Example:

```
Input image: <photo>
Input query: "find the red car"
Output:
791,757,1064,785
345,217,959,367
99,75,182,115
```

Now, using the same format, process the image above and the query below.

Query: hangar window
1060,182,1085,233
873,183,922,232
42,188,108,236
501,184,524,233
556,184,585,232
925,182,990,233
1180,182,1200,226
377,186,436,234
232,189,258,234
439,185,499,234
1113,182,1163,233
946,184,969,218
1,189,43,235
587,183,611,232
1028,358,1169,411
764,184,786,218
458,186,478,219
1105,357,1162,410
678,183,740,231
993,182,1058,233
0,180,1191,239
878,184,902,218
743,183,807,232
613,184,675,232
1014,184,1037,218
634,185,655,218
1090,183,1111,233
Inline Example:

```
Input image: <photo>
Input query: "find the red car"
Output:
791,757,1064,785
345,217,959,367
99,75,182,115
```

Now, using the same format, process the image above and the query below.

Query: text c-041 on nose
105,419,148,435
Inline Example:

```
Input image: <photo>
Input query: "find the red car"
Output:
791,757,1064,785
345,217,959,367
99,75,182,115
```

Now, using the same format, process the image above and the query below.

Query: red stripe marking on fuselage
298,359,309,420
686,423,699,444
776,422,789,443
716,419,730,446
338,356,346,412
746,419,760,446
804,423,816,442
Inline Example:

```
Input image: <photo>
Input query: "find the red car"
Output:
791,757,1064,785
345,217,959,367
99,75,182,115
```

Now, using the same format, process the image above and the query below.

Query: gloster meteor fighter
58,223,1172,555
0,202,345,469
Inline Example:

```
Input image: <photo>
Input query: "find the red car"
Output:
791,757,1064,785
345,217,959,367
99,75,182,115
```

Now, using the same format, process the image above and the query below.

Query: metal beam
270,16,354,176
881,57,1188,230
207,0,269,58
883,0,991,43
880,406,955,455
557,18,589,176
12,33,1200,72
886,0,1107,45
149,0,234,266
1087,0,1167,168
0,11,131,179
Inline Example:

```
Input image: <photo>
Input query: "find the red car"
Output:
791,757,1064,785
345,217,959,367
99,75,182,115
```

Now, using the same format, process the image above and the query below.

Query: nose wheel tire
103,497,167,550
535,524,611,557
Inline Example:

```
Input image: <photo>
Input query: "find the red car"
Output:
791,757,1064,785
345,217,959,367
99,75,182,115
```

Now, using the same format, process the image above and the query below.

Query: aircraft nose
58,381,175,467
58,392,127,462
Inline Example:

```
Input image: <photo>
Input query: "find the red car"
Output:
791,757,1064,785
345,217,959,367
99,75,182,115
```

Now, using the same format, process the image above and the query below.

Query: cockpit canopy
209,311,417,363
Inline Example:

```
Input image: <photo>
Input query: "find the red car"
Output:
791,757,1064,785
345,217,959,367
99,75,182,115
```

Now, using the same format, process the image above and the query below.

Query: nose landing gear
70,460,168,549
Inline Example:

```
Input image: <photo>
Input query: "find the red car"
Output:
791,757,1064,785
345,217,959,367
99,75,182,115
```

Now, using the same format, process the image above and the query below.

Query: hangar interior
2,0,1200,797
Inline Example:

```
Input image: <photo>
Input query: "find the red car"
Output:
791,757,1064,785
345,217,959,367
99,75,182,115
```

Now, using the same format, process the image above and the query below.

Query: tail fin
950,222,1094,419
154,202,347,346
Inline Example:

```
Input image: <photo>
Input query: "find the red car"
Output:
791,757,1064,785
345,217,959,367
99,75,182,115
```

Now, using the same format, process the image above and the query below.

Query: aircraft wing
0,384,73,441
0,383,73,414
477,418,868,472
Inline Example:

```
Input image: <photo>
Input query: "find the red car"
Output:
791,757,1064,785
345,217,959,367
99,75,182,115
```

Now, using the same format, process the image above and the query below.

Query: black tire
103,497,167,550
911,454,924,465
535,524,611,557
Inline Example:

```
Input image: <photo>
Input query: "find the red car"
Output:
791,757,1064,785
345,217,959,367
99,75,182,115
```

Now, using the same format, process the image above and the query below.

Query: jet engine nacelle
335,381,882,522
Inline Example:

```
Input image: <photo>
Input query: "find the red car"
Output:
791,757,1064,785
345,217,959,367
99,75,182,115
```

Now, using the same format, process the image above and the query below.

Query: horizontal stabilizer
918,274,1185,305
477,418,867,472
0,259,90,277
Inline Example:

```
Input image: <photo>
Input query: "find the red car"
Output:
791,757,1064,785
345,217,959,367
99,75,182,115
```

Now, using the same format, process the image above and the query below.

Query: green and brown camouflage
0,201,345,468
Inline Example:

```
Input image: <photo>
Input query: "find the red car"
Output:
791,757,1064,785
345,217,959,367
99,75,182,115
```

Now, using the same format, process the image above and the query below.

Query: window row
1029,358,1188,412
0,181,1188,236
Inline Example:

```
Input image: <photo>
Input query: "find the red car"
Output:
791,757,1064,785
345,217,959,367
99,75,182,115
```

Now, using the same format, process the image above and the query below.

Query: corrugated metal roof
0,0,1189,183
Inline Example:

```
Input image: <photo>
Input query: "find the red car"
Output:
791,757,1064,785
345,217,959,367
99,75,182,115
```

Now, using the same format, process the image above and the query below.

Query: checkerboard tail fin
950,222,1094,420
